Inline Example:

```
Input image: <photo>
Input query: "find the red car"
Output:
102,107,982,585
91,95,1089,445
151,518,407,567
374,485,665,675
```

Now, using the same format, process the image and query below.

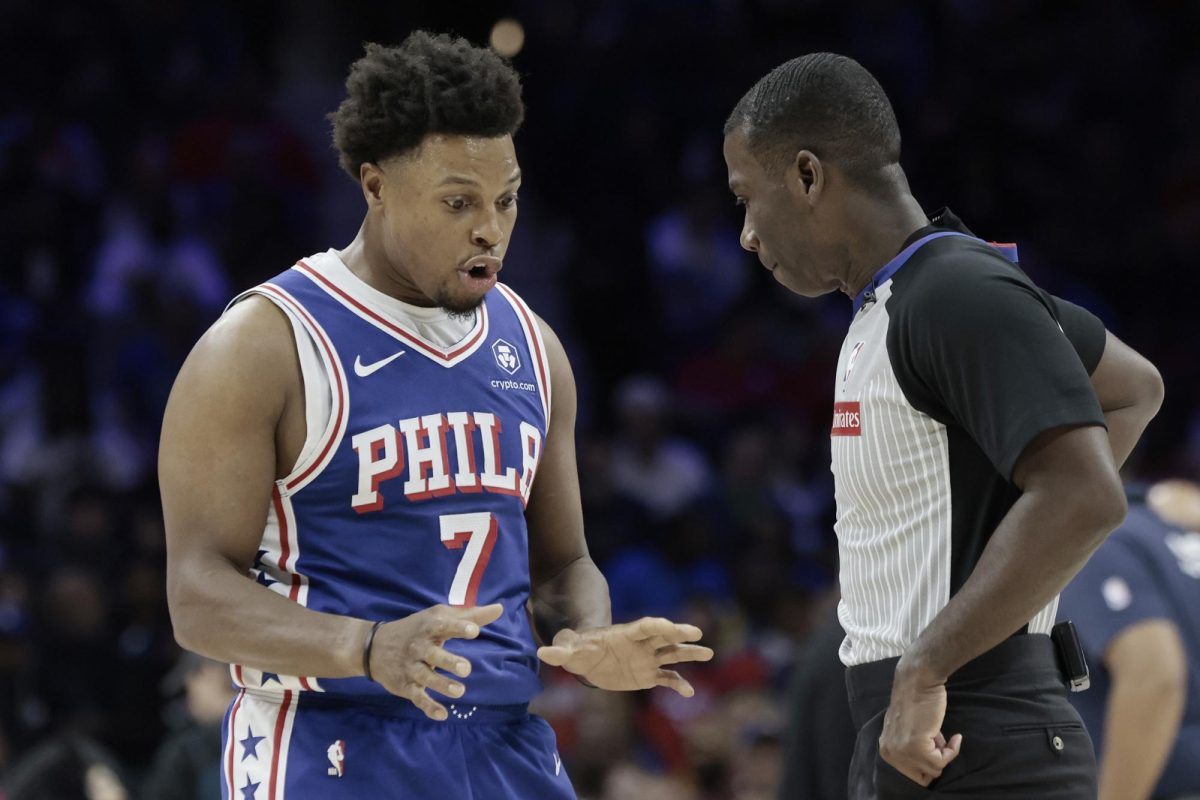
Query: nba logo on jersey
844,341,865,383
326,740,346,777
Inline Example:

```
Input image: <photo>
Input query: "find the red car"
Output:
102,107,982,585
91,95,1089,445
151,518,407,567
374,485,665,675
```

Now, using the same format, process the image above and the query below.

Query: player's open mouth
459,256,502,292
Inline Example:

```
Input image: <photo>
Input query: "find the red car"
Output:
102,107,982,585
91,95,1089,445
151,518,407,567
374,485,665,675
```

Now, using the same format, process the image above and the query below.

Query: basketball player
724,54,1163,797
160,33,712,799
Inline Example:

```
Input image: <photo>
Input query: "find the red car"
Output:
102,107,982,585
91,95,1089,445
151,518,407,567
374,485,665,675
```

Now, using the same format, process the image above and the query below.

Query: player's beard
434,285,486,320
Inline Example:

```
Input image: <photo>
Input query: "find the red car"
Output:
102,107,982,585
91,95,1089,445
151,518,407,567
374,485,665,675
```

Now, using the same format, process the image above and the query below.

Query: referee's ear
788,149,823,206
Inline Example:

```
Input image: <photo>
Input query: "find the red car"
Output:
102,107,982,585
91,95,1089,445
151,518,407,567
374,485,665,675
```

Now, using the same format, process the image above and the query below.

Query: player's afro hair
330,32,524,179
725,53,901,190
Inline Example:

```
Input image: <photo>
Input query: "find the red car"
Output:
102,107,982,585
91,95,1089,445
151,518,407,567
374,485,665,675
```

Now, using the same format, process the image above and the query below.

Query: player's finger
424,644,472,678
435,604,504,640
655,643,714,666
403,686,449,721
536,645,572,667
412,662,466,700
632,617,703,643
655,668,695,697
458,603,504,626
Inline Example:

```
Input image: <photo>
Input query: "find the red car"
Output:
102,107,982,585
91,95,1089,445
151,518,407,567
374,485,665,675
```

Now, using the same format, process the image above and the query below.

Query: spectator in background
3,733,130,800
777,600,858,800
1057,480,1200,800
609,375,712,521
645,136,748,343
142,652,233,800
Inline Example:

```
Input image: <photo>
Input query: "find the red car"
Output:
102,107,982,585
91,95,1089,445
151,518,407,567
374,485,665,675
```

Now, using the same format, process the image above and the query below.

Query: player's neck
338,220,437,307
841,190,929,299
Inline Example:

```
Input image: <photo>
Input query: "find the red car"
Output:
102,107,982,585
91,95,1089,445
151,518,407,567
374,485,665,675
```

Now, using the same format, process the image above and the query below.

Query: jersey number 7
439,512,498,607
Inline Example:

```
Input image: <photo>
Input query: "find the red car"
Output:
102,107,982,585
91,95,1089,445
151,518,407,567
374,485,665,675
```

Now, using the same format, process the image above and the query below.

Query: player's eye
444,197,469,211
498,194,518,209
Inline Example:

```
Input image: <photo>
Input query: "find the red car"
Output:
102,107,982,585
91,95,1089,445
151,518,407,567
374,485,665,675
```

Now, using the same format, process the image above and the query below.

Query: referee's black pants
845,635,1097,799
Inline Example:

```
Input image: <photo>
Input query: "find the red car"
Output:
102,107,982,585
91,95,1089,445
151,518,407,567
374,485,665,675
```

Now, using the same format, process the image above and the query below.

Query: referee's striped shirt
832,209,1107,667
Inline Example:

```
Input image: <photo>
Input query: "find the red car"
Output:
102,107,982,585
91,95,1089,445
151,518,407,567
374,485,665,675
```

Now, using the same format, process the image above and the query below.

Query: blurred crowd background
0,0,1197,798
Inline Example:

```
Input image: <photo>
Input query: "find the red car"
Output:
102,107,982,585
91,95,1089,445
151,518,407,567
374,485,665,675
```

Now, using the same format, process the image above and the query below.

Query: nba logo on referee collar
832,401,862,436
327,740,345,777
844,341,865,383
492,339,521,374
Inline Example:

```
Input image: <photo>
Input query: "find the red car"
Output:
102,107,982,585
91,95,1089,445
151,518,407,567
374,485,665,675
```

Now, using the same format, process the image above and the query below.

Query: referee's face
724,130,843,297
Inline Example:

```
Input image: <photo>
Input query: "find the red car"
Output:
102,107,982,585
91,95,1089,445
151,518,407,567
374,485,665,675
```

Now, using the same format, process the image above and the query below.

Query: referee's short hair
725,53,901,191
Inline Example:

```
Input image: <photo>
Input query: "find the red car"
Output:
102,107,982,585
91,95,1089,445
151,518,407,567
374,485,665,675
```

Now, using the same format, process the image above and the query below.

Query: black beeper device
1051,620,1090,692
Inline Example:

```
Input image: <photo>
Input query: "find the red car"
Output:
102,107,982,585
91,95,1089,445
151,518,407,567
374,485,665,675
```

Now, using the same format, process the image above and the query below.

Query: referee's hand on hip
878,662,963,786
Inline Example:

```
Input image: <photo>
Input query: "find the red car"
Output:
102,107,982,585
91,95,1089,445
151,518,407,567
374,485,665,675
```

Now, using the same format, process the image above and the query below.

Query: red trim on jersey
496,283,550,423
299,676,313,691
234,665,244,686
294,260,488,363
257,283,346,492
271,488,303,603
225,689,245,795
268,690,294,800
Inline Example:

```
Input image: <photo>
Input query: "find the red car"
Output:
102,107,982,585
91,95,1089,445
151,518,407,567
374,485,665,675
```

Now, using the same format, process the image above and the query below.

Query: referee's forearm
1103,403,1160,468
900,474,1124,681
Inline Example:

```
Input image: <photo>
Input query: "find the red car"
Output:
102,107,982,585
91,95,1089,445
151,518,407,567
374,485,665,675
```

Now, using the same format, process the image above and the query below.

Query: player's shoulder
205,294,295,358
181,293,300,396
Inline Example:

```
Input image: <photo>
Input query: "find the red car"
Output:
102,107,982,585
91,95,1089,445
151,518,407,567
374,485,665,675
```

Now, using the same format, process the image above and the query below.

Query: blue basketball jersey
228,250,550,706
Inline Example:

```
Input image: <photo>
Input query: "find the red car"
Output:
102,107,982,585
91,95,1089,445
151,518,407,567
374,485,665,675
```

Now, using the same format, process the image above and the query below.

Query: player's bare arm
1088,330,1165,467
526,316,714,695
161,296,501,721
1097,619,1187,800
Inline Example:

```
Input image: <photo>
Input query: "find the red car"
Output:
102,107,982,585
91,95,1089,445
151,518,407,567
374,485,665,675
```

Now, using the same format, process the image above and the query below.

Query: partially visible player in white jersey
159,32,712,800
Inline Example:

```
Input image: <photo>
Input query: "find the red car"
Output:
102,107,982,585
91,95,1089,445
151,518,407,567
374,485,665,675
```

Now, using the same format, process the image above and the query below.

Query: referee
723,54,1164,798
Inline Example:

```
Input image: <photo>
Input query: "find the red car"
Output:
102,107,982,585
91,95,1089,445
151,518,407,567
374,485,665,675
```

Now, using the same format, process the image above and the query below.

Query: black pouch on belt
1051,620,1091,692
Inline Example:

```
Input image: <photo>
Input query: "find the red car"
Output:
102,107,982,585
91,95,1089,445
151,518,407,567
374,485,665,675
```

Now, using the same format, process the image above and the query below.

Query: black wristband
362,620,384,683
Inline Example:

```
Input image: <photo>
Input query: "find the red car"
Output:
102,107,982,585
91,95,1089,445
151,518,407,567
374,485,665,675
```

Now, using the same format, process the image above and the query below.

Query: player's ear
360,162,385,209
789,149,823,207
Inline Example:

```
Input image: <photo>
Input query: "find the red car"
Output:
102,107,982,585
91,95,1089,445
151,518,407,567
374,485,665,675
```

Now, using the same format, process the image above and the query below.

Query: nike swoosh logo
553,753,561,776
353,351,406,378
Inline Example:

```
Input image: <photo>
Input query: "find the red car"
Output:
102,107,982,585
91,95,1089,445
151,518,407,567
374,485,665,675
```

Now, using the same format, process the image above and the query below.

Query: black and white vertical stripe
833,283,1057,667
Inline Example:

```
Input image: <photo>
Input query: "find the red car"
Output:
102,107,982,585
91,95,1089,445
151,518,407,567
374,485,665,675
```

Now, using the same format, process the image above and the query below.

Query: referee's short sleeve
890,256,1106,481
1047,294,1107,375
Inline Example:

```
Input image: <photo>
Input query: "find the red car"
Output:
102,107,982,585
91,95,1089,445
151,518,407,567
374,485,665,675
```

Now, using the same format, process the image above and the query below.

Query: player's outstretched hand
368,603,503,721
536,617,714,696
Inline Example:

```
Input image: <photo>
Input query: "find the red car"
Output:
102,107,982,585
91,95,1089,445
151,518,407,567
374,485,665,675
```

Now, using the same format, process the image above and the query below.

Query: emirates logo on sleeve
831,402,862,437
